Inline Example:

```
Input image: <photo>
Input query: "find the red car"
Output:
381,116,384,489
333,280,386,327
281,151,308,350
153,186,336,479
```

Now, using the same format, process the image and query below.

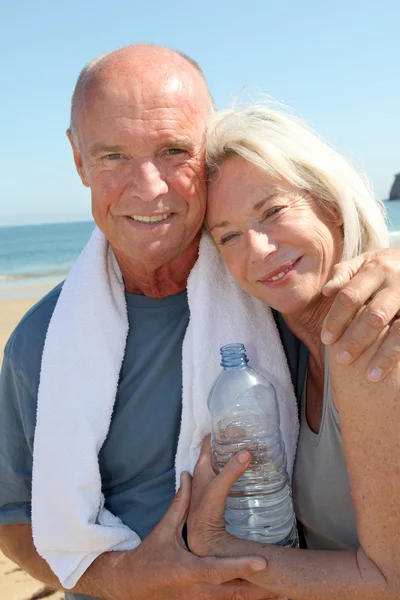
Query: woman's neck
282,293,334,367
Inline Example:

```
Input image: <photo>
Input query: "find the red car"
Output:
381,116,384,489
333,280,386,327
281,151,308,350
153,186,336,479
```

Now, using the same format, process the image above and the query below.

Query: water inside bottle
212,404,298,547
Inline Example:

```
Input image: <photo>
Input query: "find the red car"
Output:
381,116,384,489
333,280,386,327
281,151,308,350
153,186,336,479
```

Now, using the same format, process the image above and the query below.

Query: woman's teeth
267,265,292,282
130,213,171,223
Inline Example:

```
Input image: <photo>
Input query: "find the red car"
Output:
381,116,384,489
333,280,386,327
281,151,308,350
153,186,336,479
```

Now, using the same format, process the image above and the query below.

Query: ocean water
0,221,95,298
383,200,400,237
1,201,400,299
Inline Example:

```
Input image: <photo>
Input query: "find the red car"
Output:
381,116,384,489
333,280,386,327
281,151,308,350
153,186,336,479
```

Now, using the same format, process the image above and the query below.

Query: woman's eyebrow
209,190,284,233
209,220,230,233
252,191,280,212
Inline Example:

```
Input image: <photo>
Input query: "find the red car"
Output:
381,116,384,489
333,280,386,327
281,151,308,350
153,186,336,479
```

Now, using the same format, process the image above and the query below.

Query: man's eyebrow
89,137,196,157
158,136,196,150
89,144,125,157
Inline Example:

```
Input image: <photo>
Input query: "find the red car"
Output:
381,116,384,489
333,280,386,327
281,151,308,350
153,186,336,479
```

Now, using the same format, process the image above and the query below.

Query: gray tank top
292,351,359,550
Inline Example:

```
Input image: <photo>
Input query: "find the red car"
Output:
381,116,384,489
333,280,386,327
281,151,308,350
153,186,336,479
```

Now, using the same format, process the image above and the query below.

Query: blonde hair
206,104,389,259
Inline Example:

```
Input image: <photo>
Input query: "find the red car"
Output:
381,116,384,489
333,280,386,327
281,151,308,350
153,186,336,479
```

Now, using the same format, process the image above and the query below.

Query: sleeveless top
292,350,359,550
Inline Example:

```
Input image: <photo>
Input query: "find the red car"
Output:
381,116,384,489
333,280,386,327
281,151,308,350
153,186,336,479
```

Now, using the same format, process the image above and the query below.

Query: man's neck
113,235,200,299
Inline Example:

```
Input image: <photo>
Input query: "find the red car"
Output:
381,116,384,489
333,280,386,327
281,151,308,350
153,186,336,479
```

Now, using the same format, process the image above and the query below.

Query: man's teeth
130,213,171,223
267,265,292,282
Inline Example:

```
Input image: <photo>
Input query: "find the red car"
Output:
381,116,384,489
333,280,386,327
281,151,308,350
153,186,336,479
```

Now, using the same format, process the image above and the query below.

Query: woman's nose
247,229,277,264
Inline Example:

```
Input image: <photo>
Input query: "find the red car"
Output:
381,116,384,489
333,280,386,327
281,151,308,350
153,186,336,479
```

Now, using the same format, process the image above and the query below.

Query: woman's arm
326,328,400,593
188,334,400,599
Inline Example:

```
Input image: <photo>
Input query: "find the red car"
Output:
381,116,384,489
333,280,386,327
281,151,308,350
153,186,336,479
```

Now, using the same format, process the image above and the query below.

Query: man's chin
112,241,182,269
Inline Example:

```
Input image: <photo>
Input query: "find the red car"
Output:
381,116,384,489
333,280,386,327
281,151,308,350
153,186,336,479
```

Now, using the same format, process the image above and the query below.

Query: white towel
176,232,299,486
32,227,299,590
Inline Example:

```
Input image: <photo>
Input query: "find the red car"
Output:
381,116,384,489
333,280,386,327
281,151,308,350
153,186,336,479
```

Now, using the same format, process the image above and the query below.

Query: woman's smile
257,257,303,287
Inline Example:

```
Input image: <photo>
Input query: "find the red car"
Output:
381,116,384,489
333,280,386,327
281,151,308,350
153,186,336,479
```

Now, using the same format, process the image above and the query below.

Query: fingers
321,249,400,380
189,451,253,556
218,579,280,600
325,286,400,365
160,471,192,535
201,433,212,451
192,436,217,491
194,450,252,512
211,451,252,498
365,320,400,382
321,261,386,346
199,555,267,586
322,254,366,297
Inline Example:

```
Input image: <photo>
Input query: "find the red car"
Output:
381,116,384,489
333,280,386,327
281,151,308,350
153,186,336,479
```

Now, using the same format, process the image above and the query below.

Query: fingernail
321,331,334,344
368,367,383,382
250,558,267,571
237,451,251,464
337,350,352,364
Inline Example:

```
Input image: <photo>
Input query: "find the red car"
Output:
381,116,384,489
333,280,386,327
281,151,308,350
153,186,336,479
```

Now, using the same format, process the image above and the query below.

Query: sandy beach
0,282,64,600
0,298,39,364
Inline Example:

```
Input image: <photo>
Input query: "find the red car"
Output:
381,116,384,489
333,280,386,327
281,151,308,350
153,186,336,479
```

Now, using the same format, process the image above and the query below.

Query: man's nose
247,229,277,264
129,160,168,202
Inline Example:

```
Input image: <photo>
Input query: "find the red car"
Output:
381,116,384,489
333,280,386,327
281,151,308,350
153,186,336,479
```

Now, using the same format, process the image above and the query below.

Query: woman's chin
251,287,310,315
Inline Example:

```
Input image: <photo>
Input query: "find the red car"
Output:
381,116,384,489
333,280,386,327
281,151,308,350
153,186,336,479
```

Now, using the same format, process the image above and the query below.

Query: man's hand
187,436,250,559
106,471,280,600
187,438,288,600
321,248,400,382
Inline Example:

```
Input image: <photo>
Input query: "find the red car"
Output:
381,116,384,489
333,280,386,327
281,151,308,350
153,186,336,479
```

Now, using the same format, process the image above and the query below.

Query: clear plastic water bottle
208,343,298,547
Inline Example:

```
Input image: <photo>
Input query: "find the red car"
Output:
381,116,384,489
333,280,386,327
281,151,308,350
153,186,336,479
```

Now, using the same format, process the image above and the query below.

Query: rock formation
390,173,400,200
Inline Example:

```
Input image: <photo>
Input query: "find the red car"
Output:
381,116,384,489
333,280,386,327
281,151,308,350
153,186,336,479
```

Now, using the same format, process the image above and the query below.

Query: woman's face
207,156,344,316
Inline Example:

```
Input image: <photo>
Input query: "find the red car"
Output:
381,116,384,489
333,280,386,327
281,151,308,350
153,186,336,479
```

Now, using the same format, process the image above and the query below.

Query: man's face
69,71,208,270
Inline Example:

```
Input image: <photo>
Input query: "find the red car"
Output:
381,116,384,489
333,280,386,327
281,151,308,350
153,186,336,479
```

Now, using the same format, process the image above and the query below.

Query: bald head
69,44,214,147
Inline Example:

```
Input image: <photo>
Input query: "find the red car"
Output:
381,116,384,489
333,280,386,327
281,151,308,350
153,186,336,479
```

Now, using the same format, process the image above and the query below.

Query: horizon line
0,218,95,230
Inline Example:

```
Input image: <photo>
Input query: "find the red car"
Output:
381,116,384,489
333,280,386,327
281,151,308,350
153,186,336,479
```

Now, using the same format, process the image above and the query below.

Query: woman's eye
262,206,284,220
220,233,239,245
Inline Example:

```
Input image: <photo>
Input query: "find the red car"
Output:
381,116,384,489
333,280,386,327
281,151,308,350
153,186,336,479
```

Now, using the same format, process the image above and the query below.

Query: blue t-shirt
0,283,189,600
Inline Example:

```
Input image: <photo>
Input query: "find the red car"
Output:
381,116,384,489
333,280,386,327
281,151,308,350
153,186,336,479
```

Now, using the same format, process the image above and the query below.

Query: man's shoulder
4,282,63,386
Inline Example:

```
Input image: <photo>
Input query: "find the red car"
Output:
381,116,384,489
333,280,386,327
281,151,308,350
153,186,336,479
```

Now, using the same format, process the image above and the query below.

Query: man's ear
66,129,89,188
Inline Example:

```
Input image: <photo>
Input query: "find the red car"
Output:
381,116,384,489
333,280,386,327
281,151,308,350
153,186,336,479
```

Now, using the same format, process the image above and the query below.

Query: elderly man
0,44,399,600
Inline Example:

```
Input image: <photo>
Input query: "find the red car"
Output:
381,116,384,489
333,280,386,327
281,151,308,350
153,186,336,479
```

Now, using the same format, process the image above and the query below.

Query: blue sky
2,0,399,226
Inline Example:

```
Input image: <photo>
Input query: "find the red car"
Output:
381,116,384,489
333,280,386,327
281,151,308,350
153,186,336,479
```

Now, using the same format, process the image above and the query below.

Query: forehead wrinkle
76,74,208,147
83,76,203,116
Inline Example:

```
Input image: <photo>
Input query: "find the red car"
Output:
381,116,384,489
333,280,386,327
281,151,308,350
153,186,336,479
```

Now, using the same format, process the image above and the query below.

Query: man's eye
220,233,239,246
164,148,186,156
104,153,124,160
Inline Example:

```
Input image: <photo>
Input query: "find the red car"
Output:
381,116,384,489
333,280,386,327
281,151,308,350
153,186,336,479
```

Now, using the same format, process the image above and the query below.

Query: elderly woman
186,105,400,599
